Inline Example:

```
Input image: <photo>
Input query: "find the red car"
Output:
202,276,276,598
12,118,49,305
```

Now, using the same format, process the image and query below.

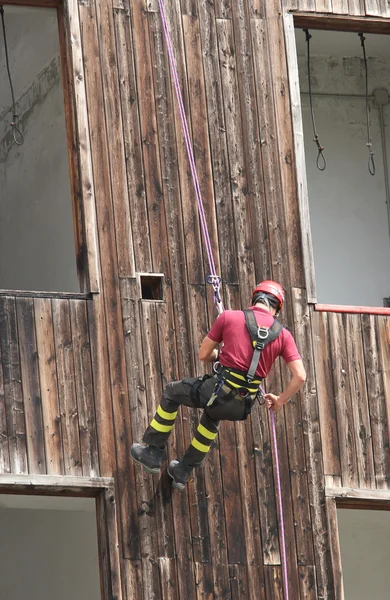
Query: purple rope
157,0,223,308
270,408,289,600
158,5,287,594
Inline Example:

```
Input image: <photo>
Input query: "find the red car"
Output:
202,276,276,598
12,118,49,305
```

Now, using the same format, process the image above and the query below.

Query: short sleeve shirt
207,306,301,379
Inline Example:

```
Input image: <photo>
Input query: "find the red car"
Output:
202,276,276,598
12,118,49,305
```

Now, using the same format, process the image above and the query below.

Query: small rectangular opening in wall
140,274,164,300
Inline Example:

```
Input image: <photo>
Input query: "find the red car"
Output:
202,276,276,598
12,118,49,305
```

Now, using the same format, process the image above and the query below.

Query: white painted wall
337,508,390,599
296,31,390,307
0,6,79,292
0,496,101,600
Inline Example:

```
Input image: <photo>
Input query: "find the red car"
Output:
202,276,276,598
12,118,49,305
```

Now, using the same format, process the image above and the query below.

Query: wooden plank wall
1,0,390,599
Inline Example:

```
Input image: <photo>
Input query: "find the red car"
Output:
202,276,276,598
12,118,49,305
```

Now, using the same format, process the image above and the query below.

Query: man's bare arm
198,336,219,362
265,359,306,411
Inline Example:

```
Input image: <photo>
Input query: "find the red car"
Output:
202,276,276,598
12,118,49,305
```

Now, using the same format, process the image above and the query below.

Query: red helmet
252,280,285,309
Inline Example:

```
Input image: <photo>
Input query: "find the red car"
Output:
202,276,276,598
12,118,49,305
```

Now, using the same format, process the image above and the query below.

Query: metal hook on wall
0,5,24,146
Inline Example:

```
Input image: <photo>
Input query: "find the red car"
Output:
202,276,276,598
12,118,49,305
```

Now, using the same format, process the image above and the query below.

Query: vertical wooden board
283,387,314,566
378,318,390,463
203,444,231,600
267,364,301,600
299,565,317,600
214,0,232,18
181,0,198,16
364,0,381,15
195,562,214,600
34,299,63,475
298,0,317,9
331,0,350,12
348,0,365,15
251,396,280,565
157,2,205,287
80,0,137,560
231,0,271,289
263,9,305,291
250,19,290,288
264,566,284,600
113,7,152,273
148,10,194,376
216,18,256,299
248,0,266,18
66,0,100,292
70,300,99,477
219,417,246,565
345,314,375,489
315,0,333,11
130,0,170,276
16,298,46,474
235,417,266,600
0,297,27,474
325,497,344,600
197,0,239,285
52,299,82,476
94,0,135,278
229,564,248,599
124,559,143,600
328,312,358,488
294,291,334,599
182,14,220,285
311,310,341,478
0,343,10,474
103,487,123,600
158,557,180,600
87,297,116,478
362,315,390,489
283,13,317,303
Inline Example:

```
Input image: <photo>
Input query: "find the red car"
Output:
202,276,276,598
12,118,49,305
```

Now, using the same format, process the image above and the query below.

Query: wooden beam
0,474,115,496
0,0,60,7
292,12,390,34
326,486,390,509
0,290,92,300
315,304,390,316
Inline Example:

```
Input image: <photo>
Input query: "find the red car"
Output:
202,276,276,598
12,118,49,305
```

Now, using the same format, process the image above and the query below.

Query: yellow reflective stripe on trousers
191,437,210,453
225,378,258,393
197,423,217,440
150,418,174,433
157,405,178,421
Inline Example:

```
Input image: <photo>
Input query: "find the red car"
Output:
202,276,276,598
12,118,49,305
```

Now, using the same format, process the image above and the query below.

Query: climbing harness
158,2,288,597
359,33,375,176
0,6,23,146
303,29,326,171
157,0,223,315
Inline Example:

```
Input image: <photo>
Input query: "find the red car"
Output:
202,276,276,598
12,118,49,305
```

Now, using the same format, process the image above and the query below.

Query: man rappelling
130,280,306,491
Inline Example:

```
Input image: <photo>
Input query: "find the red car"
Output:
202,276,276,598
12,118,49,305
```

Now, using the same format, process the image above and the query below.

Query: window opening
337,507,390,600
0,494,101,600
140,274,164,300
0,5,80,293
294,27,390,307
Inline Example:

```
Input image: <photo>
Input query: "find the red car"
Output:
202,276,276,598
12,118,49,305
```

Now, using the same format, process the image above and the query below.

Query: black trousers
143,374,254,469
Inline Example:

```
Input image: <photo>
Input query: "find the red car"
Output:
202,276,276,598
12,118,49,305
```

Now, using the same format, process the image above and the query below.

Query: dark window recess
141,276,163,300
384,297,390,308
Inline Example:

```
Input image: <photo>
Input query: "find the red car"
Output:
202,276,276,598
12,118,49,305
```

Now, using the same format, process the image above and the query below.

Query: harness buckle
257,326,269,339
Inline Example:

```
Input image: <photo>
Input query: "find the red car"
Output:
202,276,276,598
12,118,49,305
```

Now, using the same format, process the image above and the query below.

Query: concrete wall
337,508,390,599
296,31,390,307
0,496,101,600
0,6,79,292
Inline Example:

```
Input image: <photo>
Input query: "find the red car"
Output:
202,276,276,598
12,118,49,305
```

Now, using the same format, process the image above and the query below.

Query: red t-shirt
207,306,301,379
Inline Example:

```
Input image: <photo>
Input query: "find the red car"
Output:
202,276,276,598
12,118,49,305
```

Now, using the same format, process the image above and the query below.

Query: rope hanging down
304,29,326,171
0,6,23,146
157,0,223,314
359,33,375,176
158,2,289,598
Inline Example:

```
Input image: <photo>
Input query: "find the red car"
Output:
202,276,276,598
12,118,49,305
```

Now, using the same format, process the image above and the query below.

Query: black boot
168,459,193,491
130,443,165,474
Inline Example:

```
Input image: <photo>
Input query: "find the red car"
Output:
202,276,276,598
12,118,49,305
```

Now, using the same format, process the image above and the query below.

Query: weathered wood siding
1,1,390,599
